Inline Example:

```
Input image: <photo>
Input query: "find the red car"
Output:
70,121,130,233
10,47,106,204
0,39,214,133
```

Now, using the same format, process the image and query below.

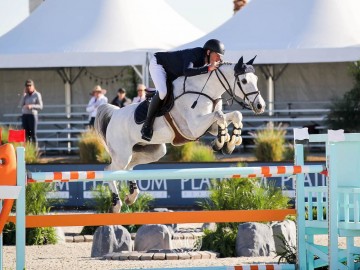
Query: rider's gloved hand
208,61,220,71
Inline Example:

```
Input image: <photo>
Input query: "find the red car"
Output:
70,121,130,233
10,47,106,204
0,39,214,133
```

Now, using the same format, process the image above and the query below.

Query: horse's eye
241,78,247,84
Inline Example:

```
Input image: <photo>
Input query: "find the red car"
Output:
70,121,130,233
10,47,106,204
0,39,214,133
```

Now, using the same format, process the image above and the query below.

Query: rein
175,73,222,112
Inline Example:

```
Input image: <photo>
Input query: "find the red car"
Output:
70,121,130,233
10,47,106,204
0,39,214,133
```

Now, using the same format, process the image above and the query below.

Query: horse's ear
238,56,244,65
246,55,257,65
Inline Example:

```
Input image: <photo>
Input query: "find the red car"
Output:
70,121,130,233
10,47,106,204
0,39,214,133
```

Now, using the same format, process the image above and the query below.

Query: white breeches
149,56,167,100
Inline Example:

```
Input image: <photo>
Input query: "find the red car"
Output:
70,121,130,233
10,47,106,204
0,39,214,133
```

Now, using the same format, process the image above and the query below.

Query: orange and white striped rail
27,165,326,183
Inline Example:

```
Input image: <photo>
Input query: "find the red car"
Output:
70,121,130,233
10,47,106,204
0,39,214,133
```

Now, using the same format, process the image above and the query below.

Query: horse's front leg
210,110,231,151
221,111,243,154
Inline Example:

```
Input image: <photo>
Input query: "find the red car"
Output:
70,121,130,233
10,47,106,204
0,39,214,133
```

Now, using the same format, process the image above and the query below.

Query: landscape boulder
236,222,276,257
91,225,132,257
134,224,173,251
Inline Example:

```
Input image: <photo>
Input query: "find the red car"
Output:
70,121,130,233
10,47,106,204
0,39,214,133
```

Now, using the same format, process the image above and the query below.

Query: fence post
16,147,26,270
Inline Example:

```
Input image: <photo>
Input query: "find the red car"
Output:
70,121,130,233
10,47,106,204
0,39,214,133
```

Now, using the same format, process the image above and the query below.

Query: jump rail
27,165,325,183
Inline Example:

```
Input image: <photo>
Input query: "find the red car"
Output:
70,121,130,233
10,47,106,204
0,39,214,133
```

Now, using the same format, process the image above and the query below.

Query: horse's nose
257,103,262,110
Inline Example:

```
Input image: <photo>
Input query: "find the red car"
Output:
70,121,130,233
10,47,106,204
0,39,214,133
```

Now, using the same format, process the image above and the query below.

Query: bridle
215,64,261,111
178,62,260,112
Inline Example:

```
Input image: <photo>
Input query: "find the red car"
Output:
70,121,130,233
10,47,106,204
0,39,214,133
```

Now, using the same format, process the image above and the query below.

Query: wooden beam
7,209,296,228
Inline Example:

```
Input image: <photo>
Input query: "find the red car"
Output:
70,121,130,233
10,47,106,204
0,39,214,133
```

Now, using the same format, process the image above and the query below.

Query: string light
83,68,124,86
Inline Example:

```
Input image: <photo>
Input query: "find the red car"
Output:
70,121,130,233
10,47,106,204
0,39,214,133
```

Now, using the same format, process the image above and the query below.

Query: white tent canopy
0,0,204,68
177,0,360,64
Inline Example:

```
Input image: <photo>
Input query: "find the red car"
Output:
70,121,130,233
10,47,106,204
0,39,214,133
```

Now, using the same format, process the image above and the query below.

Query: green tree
326,62,360,132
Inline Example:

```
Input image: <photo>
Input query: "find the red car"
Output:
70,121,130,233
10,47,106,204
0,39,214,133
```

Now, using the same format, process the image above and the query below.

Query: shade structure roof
0,0,204,68
177,0,360,64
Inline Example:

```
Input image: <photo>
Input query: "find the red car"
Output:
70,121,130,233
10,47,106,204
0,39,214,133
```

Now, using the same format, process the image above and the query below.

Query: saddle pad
134,92,175,124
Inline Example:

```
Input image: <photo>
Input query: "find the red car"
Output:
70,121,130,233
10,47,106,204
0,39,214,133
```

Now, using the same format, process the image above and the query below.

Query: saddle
134,85,174,124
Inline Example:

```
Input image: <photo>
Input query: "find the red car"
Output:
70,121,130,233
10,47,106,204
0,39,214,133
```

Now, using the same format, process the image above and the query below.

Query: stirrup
125,180,140,205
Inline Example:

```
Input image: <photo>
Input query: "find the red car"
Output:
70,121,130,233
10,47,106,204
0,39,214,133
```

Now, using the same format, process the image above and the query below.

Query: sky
166,0,234,33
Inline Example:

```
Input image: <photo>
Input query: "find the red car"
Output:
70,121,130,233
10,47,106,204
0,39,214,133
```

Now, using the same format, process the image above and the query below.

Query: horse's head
233,56,266,114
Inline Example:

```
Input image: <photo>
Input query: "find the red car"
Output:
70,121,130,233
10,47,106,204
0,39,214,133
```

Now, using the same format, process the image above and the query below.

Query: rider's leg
141,92,162,141
141,56,167,141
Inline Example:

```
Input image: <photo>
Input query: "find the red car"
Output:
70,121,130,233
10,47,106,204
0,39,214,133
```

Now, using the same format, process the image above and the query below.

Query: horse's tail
94,104,117,152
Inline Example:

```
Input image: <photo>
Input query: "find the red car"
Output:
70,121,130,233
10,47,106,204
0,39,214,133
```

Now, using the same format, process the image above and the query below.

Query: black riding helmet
203,39,225,55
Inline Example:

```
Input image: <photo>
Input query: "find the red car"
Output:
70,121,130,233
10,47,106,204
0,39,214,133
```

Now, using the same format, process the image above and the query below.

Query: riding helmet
203,39,225,55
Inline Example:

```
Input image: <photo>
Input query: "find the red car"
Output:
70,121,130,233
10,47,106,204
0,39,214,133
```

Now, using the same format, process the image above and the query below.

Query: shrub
78,129,110,163
167,142,216,162
251,123,286,161
201,227,237,258
3,182,57,245
326,61,360,132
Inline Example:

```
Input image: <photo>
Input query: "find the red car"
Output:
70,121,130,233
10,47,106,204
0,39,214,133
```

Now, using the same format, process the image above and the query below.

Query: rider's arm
183,61,209,77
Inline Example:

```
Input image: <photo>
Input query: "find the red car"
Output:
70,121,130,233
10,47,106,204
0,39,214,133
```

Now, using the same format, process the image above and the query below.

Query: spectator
111,88,132,108
132,84,147,103
19,79,43,144
86,85,108,128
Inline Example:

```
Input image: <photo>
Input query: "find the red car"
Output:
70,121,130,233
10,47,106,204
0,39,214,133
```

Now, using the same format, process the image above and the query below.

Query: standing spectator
132,84,146,103
86,85,108,128
19,79,43,144
111,88,132,108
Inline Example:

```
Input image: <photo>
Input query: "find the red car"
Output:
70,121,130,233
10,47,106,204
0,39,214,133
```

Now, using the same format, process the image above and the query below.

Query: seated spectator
111,88,132,108
132,84,146,103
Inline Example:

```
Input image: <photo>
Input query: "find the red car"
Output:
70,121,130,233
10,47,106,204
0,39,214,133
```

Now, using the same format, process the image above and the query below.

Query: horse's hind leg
105,147,133,213
123,143,167,205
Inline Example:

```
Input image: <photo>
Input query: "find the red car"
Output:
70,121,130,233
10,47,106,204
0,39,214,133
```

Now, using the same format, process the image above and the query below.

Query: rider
141,39,225,142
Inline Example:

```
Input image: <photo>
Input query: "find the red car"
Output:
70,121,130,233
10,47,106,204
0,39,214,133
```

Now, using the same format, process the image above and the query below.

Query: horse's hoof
221,142,235,155
211,140,224,151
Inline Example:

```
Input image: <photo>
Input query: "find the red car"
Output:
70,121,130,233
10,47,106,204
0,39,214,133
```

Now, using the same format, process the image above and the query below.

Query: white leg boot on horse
221,111,243,154
124,180,139,205
211,122,230,151
141,92,162,142
108,180,122,213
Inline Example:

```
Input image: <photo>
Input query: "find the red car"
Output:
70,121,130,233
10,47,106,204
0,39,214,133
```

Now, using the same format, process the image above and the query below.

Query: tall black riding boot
141,92,162,141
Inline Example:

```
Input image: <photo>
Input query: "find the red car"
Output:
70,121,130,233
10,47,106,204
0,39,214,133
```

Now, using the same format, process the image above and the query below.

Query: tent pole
267,65,274,117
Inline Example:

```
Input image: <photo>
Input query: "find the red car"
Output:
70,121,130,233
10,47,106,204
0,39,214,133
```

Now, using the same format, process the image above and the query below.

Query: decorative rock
165,253,179,260
134,224,173,251
129,252,142,260
84,235,93,242
272,220,297,253
73,235,85,242
236,222,276,257
91,225,132,257
188,251,202,259
153,253,166,260
178,252,191,260
140,253,154,260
